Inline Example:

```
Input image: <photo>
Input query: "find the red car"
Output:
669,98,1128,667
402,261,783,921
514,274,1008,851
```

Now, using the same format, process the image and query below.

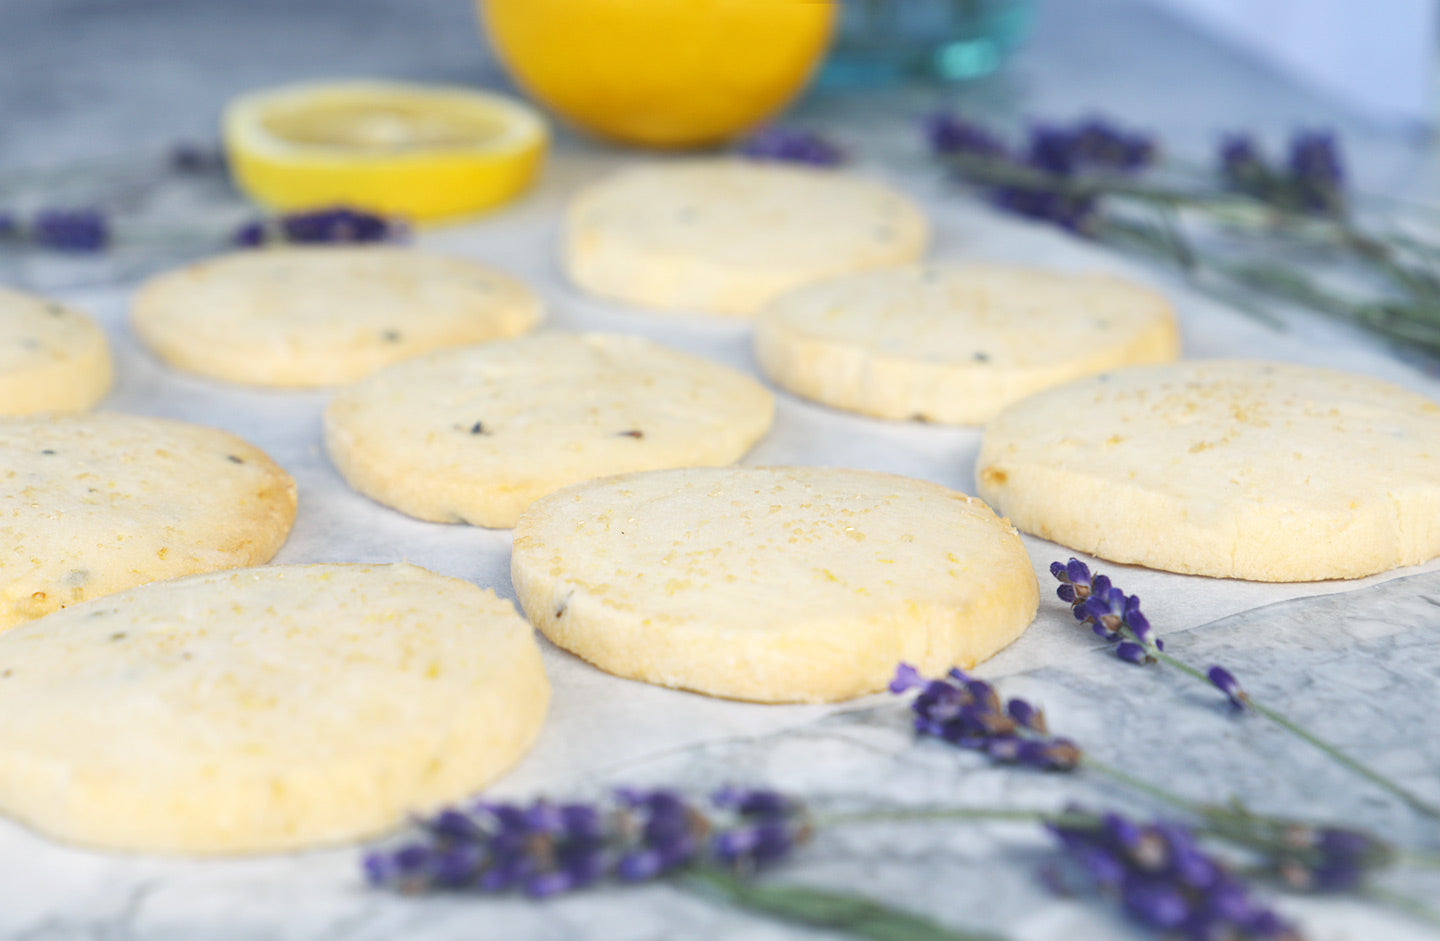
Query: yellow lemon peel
223,80,548,222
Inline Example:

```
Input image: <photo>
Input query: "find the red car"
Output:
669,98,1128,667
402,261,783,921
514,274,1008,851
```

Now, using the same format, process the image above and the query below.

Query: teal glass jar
820,0,1036,87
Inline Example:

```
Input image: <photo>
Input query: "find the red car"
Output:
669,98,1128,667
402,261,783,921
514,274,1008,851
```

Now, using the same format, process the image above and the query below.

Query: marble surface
3,1,1440,939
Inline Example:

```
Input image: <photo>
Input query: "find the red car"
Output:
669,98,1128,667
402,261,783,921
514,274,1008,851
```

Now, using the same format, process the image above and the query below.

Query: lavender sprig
887,663,1421,905
232,206,408,247
737,126,846,167
890,664,1081,771
1048,811,1302,940
364,787,809,897
925,113,1440,357
1050,558,1440,819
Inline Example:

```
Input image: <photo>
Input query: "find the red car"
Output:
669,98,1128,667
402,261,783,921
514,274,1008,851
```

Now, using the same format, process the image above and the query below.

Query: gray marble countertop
3,2,1440,939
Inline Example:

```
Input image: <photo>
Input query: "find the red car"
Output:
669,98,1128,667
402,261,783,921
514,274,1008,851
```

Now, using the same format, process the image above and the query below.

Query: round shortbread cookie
0,286,112,415
0,562,549,853
131,246,542,387
0,413,297,629
754,264,1180,424
562,160,929,316
325,332,775,528
977,360,1440,581
511,466,1037,703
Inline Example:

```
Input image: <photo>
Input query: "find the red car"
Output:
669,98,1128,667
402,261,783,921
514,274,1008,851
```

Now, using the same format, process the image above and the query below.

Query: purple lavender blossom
1273,824,1394,893
1052,558,1163,662
1071,118,1158,171
923,112,1008,160
0,212,17,240
365,787,809,896
891,664,1082,771
1207,665,1249,711
233,207,407,248
1219,130,1346,215
1025,119,1156,176
738,127,845,167
31,208,108,252
1287,131,1345,214
989,186,1099,234
1049,811,1302,940
1219,133,1271,197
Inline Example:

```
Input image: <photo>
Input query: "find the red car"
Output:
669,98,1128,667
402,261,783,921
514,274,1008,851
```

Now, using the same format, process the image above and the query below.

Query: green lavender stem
1140,648,1440,819
679,867,1008,941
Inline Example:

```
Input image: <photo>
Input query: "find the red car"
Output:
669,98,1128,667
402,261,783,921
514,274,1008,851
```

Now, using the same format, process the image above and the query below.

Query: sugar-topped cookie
977,360,1440,580
0,563,548,852
511,466,1037,703
131,246,541,386
0,286,111,415
563,160,929,316
0,413,296,629
754,264,1180,424
325,332,774,528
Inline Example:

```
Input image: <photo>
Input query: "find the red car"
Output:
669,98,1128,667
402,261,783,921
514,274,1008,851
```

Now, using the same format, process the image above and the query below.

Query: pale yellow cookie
511,466,1037,703
0,413,296,629
563,160,929,316
977,360,1440,581
131,246,542,387
325,332,775,528
0,562,549,853
754,264,1180,424
0,286,111,415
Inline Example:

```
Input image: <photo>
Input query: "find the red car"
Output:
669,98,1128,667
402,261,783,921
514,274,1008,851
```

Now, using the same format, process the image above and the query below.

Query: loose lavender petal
888,662,925,693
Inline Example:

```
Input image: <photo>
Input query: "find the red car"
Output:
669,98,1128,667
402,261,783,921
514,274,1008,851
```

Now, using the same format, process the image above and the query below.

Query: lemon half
223,80,548,222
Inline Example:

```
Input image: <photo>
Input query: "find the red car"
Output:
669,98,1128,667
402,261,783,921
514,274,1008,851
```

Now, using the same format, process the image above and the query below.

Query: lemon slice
223,80,547,222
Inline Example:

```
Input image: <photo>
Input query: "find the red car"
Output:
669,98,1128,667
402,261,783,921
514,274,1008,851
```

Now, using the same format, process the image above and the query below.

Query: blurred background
2,0,1434,167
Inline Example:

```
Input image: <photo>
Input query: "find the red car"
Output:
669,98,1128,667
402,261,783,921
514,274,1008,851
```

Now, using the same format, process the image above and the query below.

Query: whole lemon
481,0,837,148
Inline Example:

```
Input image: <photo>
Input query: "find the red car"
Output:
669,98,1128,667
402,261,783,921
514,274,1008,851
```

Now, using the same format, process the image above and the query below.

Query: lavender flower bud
738,126,845,167
1115,641,1151,665
1206,665,1249,710
232,207,407,248
32,208,108,252
1287,130,1345,214
924,112,1008,159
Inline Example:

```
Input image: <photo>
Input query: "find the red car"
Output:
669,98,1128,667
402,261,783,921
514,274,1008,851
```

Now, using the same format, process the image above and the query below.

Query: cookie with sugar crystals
0,563,548,853
0,413,296,629
0,286,112,415
977,360,1440,581
325,332,774,528
131,245,541,387
754,264,1180,424
563,160,929,316
511,466,1037,703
